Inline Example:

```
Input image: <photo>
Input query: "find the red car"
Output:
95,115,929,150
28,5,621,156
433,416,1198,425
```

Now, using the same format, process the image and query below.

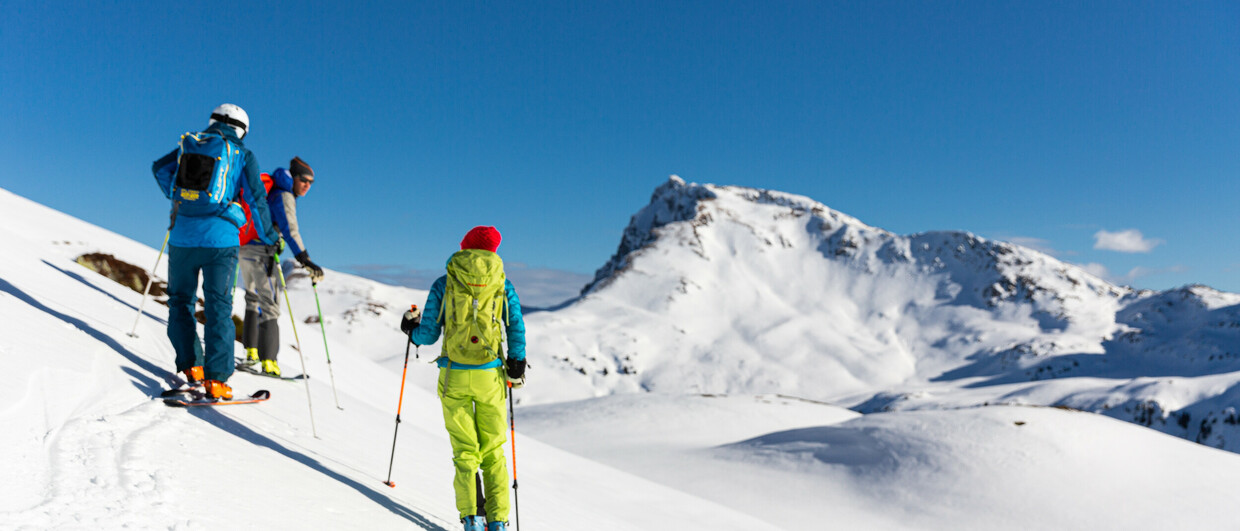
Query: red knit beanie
460,226,501,252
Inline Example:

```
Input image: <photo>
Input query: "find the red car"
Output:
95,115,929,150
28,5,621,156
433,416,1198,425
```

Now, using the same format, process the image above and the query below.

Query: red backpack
237,172,276,246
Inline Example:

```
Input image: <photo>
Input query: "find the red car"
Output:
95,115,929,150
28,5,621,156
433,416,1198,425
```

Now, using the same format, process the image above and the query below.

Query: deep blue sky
3,1,1237,302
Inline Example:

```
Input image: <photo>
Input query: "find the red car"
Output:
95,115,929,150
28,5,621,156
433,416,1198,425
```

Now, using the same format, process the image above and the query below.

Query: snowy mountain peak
585,176,1125,328
530,178,1239,456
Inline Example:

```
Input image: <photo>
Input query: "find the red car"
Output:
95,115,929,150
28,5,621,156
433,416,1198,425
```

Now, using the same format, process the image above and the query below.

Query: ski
234,363,307,381
163,389,271,407
159,378,205,397
159,386,201,398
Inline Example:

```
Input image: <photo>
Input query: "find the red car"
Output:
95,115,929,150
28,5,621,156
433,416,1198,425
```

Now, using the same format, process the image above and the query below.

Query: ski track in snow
11,399,182,528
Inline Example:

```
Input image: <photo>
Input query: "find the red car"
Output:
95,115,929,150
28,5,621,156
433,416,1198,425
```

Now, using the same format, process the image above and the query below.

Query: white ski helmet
208,103,249,139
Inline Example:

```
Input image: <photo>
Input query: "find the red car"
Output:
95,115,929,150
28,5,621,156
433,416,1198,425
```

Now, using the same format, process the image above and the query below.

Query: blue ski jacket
409,274,527,369
259,167,308,257
152,124,279,248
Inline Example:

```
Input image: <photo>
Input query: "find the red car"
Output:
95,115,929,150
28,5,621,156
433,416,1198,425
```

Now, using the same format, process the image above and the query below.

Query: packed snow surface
2,181,1239,530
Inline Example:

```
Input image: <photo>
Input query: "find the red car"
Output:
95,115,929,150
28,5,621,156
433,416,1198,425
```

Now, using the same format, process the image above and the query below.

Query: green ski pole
311,281,343,410
275,253,318,438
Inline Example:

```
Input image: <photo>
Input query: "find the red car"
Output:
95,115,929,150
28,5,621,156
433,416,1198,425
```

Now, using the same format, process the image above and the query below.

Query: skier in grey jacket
239,157,323,376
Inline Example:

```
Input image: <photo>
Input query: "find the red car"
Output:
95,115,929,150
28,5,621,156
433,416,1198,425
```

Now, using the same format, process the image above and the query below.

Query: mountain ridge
527,176,1240,452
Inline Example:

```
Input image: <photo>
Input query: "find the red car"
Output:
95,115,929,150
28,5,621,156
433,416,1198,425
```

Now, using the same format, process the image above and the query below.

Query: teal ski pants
167,245,238,381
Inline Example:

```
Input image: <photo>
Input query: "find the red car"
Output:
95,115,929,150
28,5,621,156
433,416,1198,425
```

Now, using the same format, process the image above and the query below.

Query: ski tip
252,390,271,400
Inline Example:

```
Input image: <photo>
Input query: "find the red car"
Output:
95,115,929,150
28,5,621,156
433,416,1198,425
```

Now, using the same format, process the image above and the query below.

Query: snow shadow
0,276,167,396
935,345,1240,389
720,426,893,468
41,259,167,326
186,408,449,530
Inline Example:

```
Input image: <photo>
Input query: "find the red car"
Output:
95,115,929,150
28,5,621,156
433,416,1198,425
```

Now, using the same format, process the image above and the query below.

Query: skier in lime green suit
401,226,526,531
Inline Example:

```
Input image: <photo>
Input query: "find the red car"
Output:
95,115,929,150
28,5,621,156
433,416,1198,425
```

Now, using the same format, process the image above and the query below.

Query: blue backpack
170,131,245,222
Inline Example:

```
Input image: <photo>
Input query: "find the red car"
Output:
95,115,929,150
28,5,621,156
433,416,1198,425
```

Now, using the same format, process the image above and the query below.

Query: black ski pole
384,328,416,487
508,381,520,531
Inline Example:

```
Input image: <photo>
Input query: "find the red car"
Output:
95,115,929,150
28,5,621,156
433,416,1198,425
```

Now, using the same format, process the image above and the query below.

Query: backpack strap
437,274,451,325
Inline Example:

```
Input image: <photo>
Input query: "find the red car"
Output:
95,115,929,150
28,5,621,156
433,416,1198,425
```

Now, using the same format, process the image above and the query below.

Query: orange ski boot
183,366,205,385
204,380,233,400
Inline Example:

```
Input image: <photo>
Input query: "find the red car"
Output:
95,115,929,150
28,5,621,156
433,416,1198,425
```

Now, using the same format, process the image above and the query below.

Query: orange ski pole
384,305,417,487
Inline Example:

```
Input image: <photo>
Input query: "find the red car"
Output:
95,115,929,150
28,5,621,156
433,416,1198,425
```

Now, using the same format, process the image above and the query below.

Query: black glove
506,358,526,388
264,242,281,277
296,251,325,282
400,305,422,334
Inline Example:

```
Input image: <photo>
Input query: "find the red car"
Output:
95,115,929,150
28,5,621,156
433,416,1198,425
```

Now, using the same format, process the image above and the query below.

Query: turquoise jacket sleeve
503,279,526,362
152,148,178,198
409,276,446,347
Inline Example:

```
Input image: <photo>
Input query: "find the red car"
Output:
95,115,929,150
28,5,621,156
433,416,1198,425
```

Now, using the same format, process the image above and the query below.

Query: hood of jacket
269,167,295,193
205,122,245,145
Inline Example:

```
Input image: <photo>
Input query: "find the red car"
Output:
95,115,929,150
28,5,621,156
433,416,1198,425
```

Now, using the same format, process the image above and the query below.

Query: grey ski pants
239,243,281,322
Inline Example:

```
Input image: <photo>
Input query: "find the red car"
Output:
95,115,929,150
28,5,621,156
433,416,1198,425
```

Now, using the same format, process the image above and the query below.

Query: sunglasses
296,176,315,184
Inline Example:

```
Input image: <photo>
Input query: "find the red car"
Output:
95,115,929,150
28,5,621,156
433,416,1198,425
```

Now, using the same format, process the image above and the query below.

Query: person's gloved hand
296,251,325,282
506,358,526,389
400,305,422,335
264,240,283,277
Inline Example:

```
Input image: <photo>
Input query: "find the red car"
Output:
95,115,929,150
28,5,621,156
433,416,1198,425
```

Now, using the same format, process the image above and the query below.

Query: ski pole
384,326,416,487
311,281,343,410
508,381,520,531
128,231,169,338
275,254,318,438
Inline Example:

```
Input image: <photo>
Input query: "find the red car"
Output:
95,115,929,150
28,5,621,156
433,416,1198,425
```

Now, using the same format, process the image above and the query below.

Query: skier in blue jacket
152,104,280,399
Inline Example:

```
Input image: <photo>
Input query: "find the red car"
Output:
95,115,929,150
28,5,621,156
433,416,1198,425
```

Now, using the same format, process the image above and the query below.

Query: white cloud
1093,229,1163,253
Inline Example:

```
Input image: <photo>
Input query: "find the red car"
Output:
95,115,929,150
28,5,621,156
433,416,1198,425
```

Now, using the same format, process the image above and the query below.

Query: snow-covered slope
521,176,1240,453
4,183,1240,530
0,187,779,530
521,396,1240,530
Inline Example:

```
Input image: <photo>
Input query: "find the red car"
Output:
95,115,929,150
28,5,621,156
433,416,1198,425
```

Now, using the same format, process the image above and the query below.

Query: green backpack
438,248,508,365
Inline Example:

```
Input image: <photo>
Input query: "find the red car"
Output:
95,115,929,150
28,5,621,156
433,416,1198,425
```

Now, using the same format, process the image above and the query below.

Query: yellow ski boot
261,359,281,377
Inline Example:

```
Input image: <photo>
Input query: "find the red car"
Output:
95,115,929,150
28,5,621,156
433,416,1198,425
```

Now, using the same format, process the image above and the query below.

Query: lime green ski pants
438,366,510,522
